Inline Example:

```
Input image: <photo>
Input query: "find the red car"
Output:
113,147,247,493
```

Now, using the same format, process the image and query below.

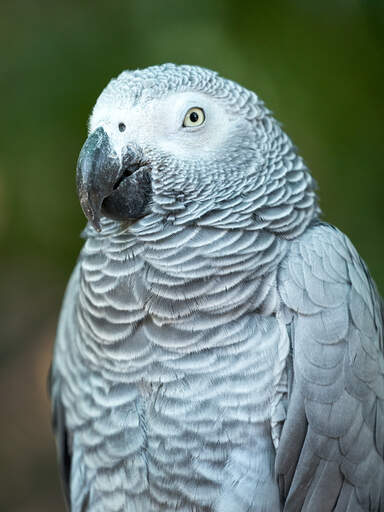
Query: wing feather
49,365,71,507
49,264,89,511
277,223,384,511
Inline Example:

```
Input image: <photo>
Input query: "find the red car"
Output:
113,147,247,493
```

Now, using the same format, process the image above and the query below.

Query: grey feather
50,64,384,511
277,223,384,511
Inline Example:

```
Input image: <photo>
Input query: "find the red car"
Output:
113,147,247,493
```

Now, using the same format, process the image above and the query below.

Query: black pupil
189,111,199,123
119,122,126,132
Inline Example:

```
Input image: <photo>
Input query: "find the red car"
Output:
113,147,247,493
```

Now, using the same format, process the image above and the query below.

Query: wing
276,222,384,511
49,363,71,508
49,263,89,511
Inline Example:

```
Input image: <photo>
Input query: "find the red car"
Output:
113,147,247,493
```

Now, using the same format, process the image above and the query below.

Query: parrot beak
76,127,121,231
76,127,151,231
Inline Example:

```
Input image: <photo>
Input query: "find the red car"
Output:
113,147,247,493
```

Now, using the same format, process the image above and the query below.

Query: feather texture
277,223,384,511
50,64,383,511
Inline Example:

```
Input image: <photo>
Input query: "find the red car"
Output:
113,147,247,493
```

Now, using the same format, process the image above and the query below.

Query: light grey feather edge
50,262,90,512
276,221,384,511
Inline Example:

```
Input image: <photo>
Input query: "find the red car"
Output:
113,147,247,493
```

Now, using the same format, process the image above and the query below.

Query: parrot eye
183,107,205,127
118,123,126,132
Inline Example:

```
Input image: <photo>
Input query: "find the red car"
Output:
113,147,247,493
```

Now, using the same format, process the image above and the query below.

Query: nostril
118,122,126,132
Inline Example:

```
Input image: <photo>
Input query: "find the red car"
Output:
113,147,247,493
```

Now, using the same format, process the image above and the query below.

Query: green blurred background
0,1,383,510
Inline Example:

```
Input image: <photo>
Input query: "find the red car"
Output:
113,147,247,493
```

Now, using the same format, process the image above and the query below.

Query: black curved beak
76,127,121,231
76,127,152,231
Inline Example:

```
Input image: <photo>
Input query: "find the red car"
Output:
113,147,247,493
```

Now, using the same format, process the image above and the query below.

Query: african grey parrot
50,64,384,512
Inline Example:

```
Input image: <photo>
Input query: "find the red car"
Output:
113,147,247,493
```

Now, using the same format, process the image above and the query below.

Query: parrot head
77,64,317,234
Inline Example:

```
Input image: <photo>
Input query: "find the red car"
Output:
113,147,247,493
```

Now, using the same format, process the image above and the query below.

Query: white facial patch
89,91,237,162
149,91,233,160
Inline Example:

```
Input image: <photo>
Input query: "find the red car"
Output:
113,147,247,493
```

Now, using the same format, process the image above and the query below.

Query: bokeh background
1,1,383,510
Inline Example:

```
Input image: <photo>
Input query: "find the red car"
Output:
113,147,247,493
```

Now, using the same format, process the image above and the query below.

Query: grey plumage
50,64,384,511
